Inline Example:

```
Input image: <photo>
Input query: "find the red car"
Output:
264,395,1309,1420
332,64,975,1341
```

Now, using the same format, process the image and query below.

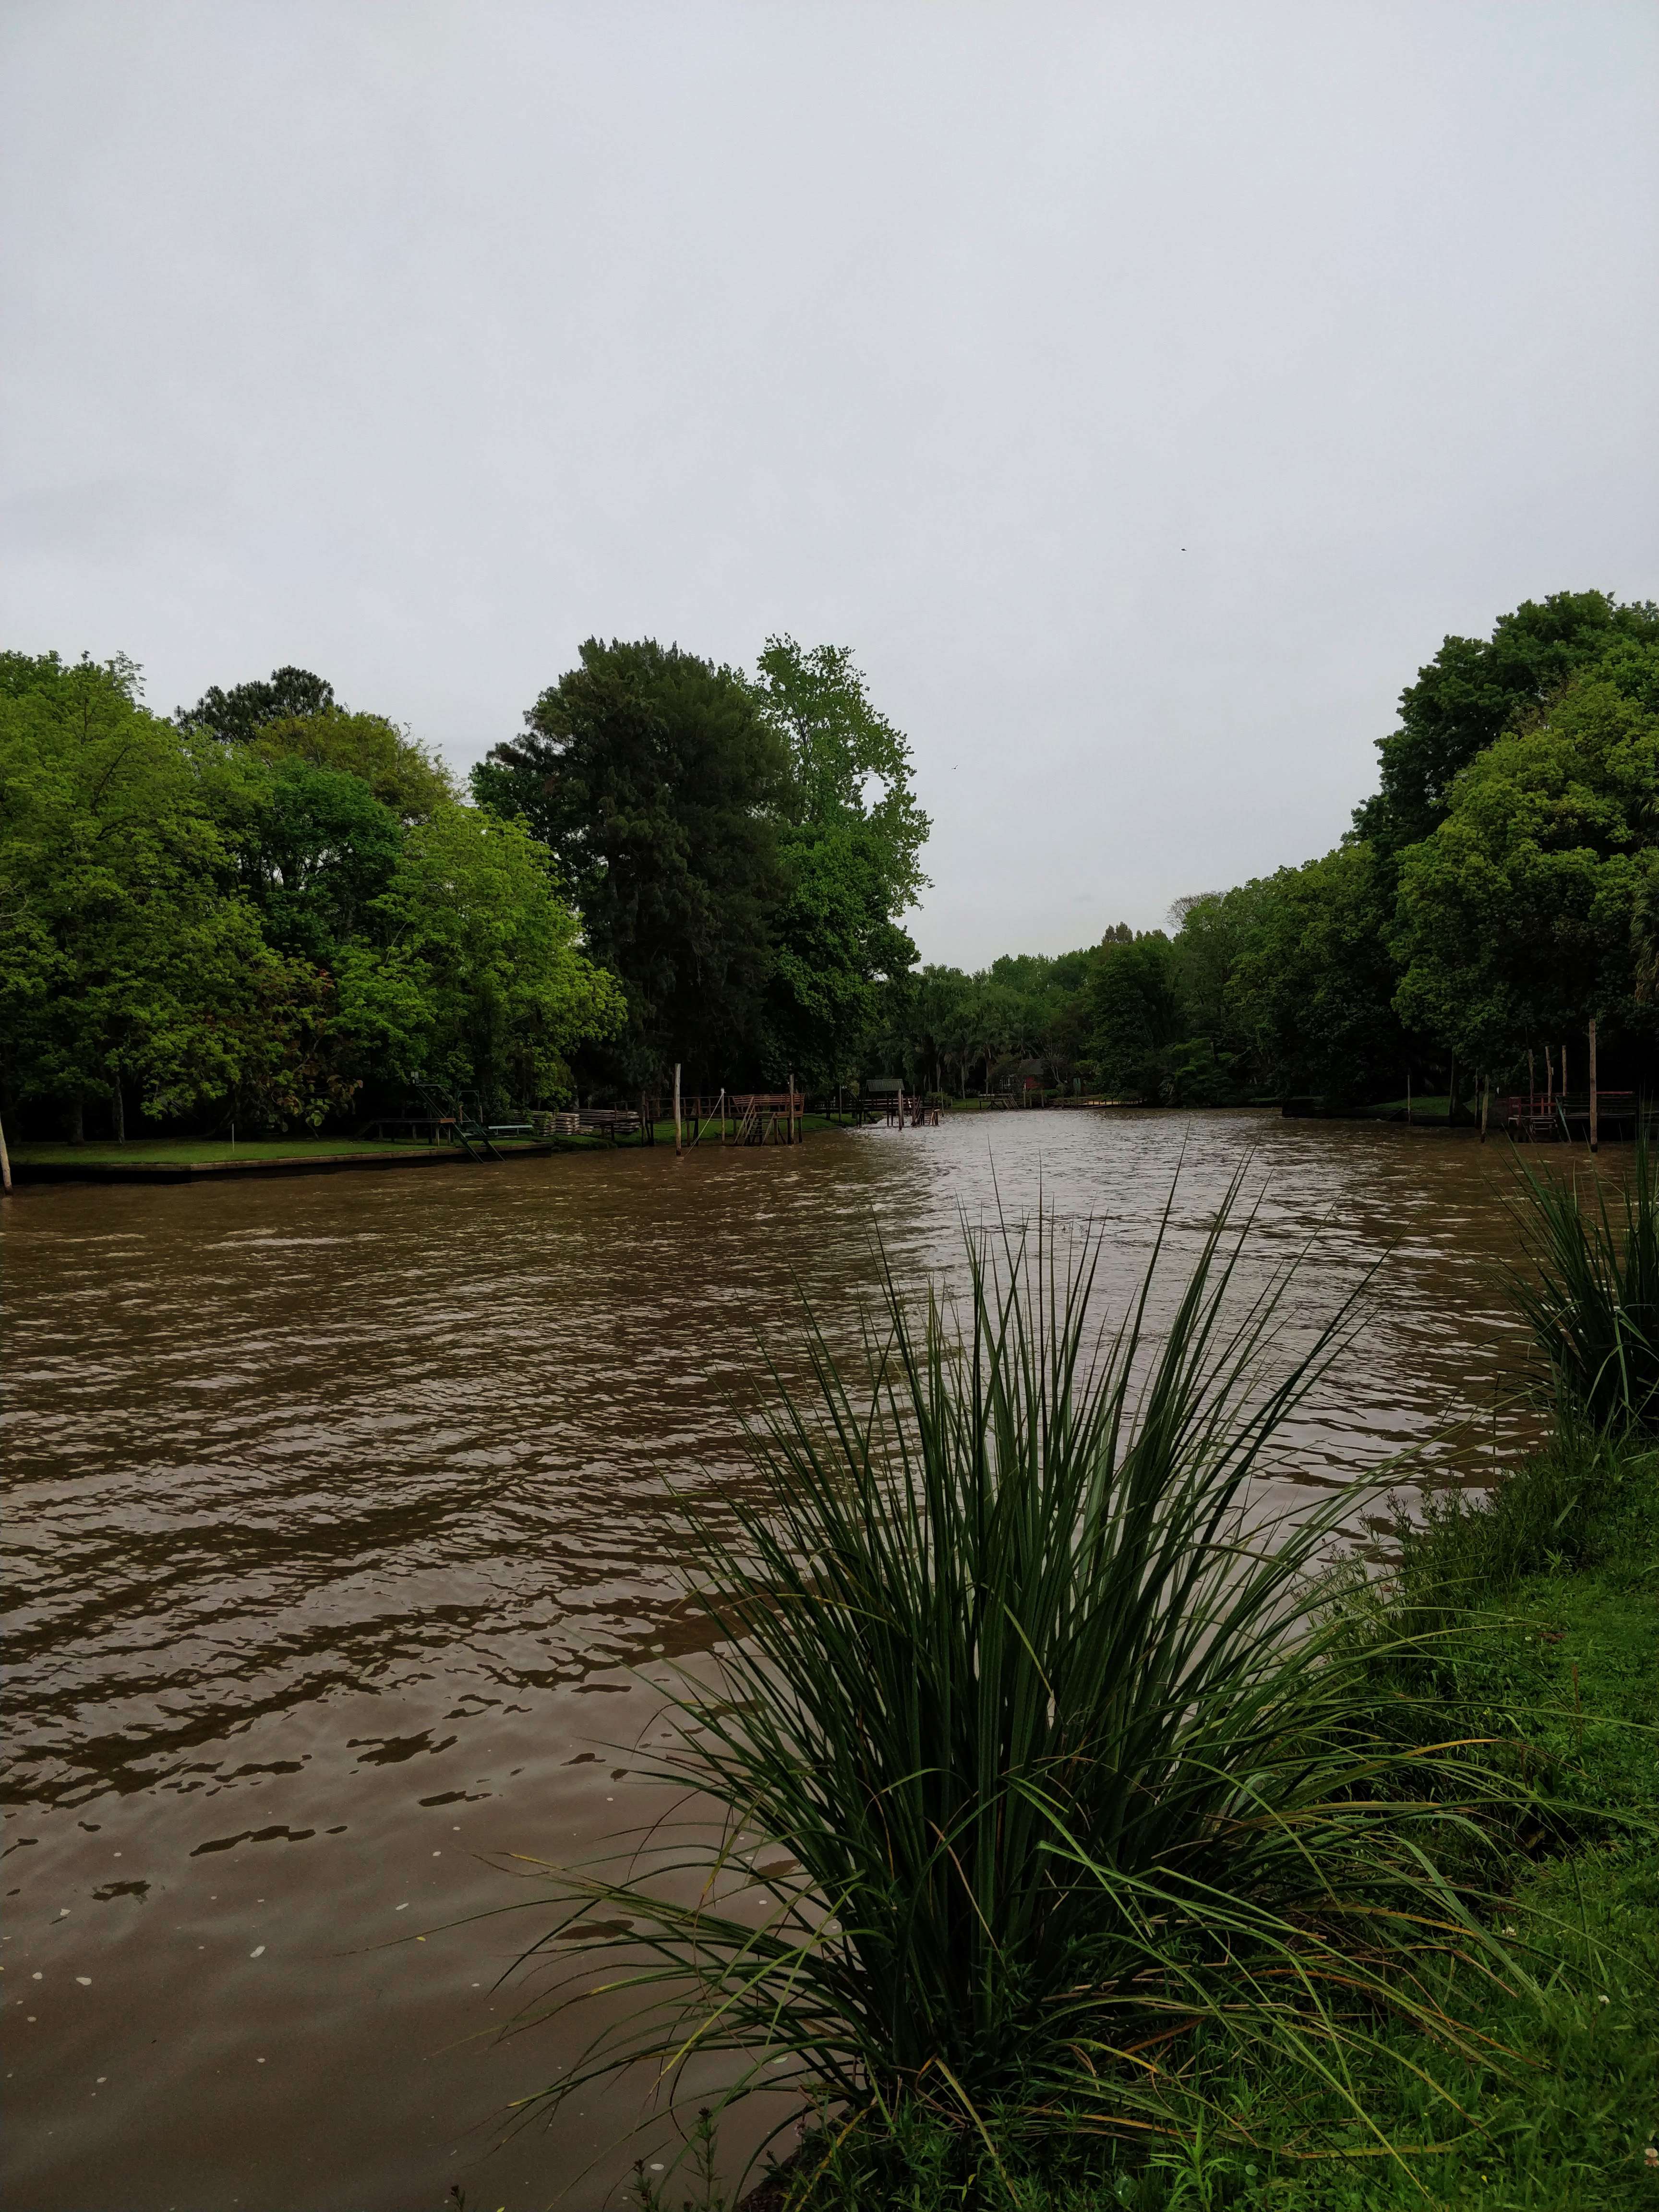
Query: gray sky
4,1,1655,969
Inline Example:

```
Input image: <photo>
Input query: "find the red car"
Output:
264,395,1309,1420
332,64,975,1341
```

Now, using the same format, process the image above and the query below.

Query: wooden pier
1503,1091,1646,1142
659,1090,806,1146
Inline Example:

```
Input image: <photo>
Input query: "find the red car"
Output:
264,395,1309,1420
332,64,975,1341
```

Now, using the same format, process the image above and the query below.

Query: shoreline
4,1141,562,1186
3,1117,846,1187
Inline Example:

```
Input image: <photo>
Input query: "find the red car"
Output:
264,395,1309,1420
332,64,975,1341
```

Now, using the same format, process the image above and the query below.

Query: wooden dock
1503,1091,1646,1142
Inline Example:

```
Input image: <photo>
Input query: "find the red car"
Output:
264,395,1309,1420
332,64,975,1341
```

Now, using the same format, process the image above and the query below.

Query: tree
1635,859,1659,1005
762,824,918,1089
1226,849,1405,1103
1087,934,1184,1098
1353,591,1659,858
231,758,405,968
747,639,928,1088
1391,651,1659,1078
1168,888,1263,1056
473,639,788,1090
749,637,929,909
335,806,624,1108
182,666,453,823
178,664,337,742
0,651,291,1133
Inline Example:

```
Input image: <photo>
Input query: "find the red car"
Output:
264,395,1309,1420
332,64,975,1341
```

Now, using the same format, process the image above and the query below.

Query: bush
1507,1126,1659,1436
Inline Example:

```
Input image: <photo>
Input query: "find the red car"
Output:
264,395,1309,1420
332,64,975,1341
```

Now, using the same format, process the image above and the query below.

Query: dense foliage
879,591,1659,1108
2,632,931,1135
0,652,621,1136
470,634,928,1095
9,586,1653,1134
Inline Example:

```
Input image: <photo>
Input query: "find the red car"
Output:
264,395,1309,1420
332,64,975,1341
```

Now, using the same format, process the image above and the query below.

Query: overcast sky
3,1,1655,967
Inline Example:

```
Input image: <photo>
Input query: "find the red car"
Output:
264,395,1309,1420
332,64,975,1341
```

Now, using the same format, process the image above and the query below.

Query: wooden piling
1589,1019,1599,1154
0,1111,10,1193
673,1063,682,1157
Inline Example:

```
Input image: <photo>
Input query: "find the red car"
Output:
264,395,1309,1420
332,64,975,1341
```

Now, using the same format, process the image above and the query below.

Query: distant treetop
177,665,337,742
1353,590,1659,857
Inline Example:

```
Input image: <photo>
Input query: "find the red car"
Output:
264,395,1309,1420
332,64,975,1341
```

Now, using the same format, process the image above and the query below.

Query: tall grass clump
505,1185,1528,2198
1507,1121,1659,1436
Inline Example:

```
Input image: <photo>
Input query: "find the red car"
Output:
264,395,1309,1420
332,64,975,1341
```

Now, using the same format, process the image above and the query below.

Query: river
2,1110,1542,2212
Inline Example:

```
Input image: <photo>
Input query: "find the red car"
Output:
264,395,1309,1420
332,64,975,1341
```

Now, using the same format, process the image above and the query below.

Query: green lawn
10,1120,850,1168
8,1133,569,1166
1363,1093,1479,1122
12,1134,412,1164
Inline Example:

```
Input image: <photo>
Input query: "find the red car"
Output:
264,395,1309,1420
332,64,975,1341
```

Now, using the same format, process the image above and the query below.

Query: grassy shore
7,1117,847,1173
743,1436,1658,2212
11,1134,447,1165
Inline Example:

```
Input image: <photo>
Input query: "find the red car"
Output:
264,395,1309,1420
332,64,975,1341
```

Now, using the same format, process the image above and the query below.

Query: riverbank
4,1134,563,1183
3,1118,846,1186
740,1433,1658,2212
1203,1431,1659,2212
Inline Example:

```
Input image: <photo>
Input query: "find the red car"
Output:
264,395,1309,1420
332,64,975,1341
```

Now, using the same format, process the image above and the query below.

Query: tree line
4,588,1653,1142
0,636,926,1138
882,589,1659,1109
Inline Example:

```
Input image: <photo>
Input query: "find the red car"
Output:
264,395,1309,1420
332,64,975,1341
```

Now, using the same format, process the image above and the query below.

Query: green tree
336,805,624,1108
749,637,929,907
0,651,292,1135
231,758,406,968
748,639,928,1089
1391,650,1659,1078
1168,888,1264,1054
473,639,782,1091
182,666,453,823
1353,591,1659,858
1635,858,1659,1004
178,663,337,739
762,824,918,1089
1087,933,1185,1098
1226,847,1406,1102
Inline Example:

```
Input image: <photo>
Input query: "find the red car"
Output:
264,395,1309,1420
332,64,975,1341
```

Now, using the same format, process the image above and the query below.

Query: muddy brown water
3,1111,1545,2212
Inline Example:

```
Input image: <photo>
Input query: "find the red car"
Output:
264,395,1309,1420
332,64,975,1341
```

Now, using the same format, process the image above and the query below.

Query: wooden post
1588,1019,1599,1154
0,1111,10,1192
1527,1047,1535,1118
1544,1044,1553,1114
673,1063,682,1157
1479,1072,1490,1144
1406,1067,1412,1126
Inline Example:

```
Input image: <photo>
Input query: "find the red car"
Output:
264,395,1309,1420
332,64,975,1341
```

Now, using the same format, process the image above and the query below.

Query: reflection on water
2,1112,1538,2211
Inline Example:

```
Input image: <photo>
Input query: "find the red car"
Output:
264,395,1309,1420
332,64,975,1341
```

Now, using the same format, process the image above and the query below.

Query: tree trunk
112,1074,126,1144
66,1092,84,1144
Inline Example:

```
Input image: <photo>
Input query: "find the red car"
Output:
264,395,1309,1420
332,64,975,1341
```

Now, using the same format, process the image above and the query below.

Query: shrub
1507,1125,1659,1437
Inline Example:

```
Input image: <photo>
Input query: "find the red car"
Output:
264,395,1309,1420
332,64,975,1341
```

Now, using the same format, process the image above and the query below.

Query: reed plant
1507,1122,1659,1437
504,1184,1529,2200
